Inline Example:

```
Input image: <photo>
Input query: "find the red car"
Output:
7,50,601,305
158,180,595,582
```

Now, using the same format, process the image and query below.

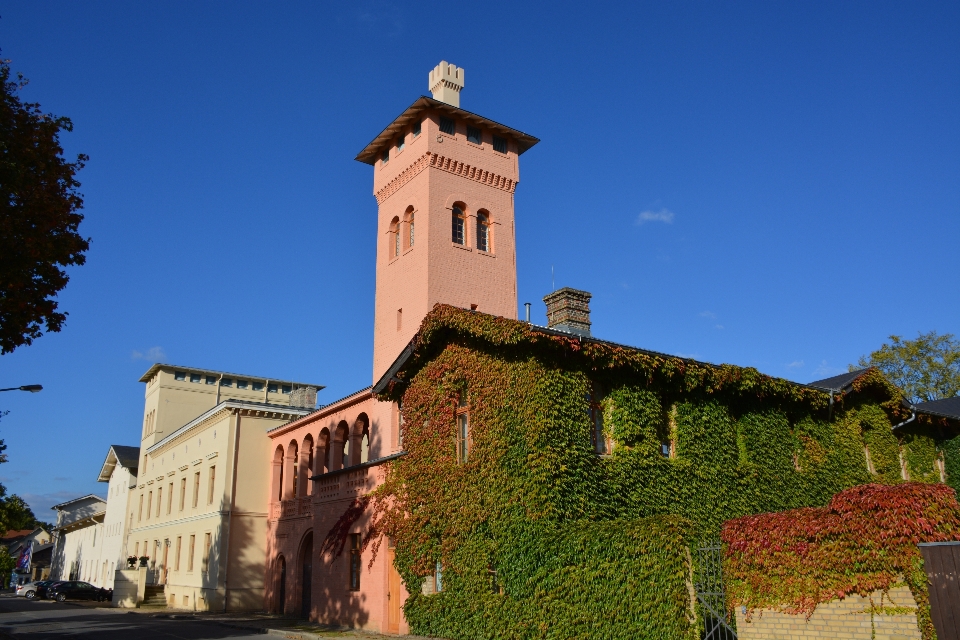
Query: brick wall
734,585,921,640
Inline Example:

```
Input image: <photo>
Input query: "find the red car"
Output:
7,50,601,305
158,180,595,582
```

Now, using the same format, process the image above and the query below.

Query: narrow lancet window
452,207,465,245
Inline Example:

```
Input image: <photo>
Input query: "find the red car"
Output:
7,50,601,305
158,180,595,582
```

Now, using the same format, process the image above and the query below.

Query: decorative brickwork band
543,288,592,337
375,152,517,204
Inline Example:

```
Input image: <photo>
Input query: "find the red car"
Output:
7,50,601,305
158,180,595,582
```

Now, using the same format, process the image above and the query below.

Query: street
0,594,266,639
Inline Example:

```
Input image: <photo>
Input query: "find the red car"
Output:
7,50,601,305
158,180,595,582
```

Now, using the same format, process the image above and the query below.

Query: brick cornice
375,152,517,204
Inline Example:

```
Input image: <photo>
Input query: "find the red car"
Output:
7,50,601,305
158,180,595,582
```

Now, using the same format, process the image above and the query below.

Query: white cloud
636,208,675,225
699,311,716,319
787,360,805,369
812,360,844,378
715,324,724,330
132,346,166,361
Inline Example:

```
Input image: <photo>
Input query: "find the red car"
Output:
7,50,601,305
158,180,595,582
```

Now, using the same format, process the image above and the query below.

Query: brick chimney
543,288,592,337
429,61,464,107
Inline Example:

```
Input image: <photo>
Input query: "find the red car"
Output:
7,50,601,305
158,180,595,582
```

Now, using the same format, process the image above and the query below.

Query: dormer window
439,117,455,135
466,126,481,144
493,136,507,154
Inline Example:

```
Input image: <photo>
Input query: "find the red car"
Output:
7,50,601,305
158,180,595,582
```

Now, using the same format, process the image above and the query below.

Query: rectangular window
236,379,248,389
167,482,173,514
156,487,162,518
412,120,421,137
381,149,389,165
146,492,153,520
397,136,405,151
252,381,264,392
193,472,200,508
282,385,292,394
134,541,140,557
187,535,195,571
207,466,216,504
349,534,361,591
456,391,470,463
205,375,217,385
435,561,443,592
268,383,278,394
138,494,144,522
466,126,481,144
220,378,233,387
439,117,455,135
202,533,211,573
175,537,182,571
190,373,201,383
492,136,507,154
179,478,186,511
174,371,186,381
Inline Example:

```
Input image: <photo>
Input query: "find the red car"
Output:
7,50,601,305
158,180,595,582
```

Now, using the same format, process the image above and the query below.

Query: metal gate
694,542,738,639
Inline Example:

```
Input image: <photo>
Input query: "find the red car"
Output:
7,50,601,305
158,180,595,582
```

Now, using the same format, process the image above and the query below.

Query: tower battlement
429,61,464,107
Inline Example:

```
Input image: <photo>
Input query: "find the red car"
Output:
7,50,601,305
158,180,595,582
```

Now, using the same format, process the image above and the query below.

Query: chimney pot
543,288,592,337
429,61,464,107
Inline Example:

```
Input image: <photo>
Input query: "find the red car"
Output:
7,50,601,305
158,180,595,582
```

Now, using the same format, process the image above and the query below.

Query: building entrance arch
299,532,313,619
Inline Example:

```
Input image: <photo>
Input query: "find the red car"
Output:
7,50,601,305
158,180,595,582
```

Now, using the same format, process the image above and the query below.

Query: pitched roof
50,494,106,511
915,396,960,420
355,96,540,165
0,529,34,542
806,369,871,392
97,445,141,482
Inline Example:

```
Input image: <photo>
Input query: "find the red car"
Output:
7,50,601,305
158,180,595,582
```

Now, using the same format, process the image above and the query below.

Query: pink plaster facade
264,90,535,633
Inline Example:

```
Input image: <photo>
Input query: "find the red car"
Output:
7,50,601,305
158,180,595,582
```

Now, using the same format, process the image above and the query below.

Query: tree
0,495,51,533
0,59,89,354
854,331,960,404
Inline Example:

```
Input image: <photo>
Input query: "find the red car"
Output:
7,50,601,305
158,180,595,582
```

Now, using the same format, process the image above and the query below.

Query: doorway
387,539,401,633
300,533,313,619
276,556,286,614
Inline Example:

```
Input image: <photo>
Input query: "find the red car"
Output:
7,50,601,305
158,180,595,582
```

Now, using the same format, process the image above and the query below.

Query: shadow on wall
204,494,269,611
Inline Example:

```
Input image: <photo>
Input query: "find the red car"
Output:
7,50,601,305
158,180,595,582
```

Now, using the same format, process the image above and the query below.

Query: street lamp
0,385,42,393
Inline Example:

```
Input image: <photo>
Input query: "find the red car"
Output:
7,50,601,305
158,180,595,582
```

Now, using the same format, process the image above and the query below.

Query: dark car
36,580,66,600
47,581,112,602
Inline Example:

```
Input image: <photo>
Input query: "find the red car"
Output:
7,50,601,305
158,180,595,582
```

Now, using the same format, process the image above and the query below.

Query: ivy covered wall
353,306,959,640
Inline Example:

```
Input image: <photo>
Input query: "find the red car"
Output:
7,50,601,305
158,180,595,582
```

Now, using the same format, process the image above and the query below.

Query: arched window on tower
476,211,490,252
452,206,465,245
389,216,400,260
403,206,415,251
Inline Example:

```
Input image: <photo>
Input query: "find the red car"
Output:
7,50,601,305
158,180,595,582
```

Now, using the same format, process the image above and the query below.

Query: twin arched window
451,206,492,251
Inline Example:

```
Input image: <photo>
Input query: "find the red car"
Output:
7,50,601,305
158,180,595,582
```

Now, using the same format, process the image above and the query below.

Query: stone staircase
140,585,167,608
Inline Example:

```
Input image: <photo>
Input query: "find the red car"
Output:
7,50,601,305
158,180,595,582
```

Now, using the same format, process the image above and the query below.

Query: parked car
14,580,46,599
36,580,66,599
46,581,112,602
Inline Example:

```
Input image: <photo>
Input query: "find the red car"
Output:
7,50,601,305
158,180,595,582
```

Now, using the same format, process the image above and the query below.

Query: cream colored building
50,495,107,585
96,445,140,588
123,365,319,610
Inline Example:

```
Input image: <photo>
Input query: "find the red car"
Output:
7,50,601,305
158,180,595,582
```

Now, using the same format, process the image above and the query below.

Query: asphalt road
0,593,264,639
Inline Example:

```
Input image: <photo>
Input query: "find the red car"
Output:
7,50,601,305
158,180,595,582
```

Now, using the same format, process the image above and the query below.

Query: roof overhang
50,495,106,511
355,96,539,165
138,363,324,389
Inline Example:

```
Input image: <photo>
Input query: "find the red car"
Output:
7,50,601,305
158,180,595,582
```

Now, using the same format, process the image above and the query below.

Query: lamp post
0,385,42,393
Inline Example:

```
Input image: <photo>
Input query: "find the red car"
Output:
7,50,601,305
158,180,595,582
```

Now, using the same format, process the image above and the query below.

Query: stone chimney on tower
429,61,464,107
543,288,592,337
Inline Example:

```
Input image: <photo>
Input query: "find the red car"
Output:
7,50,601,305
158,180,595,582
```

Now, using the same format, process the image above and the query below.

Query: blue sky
1,1,957,516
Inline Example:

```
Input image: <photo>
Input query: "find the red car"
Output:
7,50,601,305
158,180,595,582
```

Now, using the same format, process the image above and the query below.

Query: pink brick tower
357,61,539,383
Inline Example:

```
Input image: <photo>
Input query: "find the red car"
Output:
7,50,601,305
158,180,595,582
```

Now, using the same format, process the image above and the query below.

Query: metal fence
694,542,738,640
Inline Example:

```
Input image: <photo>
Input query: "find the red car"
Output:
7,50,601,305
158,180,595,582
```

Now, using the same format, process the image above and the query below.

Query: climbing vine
326,305,958,639
722,482,960,639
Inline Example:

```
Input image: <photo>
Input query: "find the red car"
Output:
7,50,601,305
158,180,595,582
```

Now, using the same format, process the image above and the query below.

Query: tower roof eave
355,96,540,165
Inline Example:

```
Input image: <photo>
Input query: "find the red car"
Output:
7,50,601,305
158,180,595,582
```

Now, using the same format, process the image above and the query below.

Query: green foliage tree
854,331,960,403
0,59,89,354
0,495,51,533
